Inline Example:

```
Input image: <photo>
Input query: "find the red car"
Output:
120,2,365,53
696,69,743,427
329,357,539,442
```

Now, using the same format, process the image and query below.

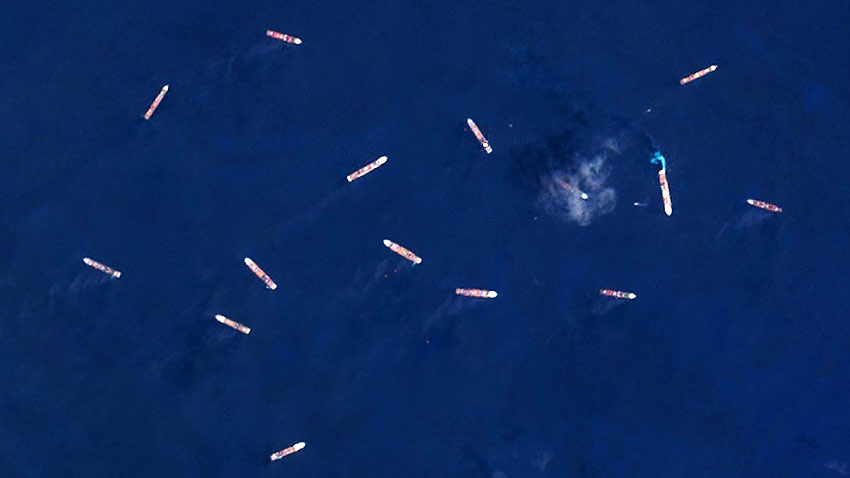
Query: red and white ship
455,288,498,299
266,30,302,44
383,239,422,264
599,289,637,300
679,65,717,85
83,257,121,279
143,85,169,120
658,169,673,216
270,442,305,461
466,118,492,154
244,257,277,290
347,156,387,182
746,198,782,213
215,314,251,334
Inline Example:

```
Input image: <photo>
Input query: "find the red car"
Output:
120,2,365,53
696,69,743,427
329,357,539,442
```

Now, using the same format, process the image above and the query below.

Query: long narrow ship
383,239,422,264
466,118,492,153
455,288,498,299
83,257,121,279
244,257,278,290
347,155,387,182
215,314,251,334
679,65,717,85
271,442,306,461
658,169,673,216
266,30,302,44
143,85,169,120
599,289,637,300
650,151,673,216
746,198,782,213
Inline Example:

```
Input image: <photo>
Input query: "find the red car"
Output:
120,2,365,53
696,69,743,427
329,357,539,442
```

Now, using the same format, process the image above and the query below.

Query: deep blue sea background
2,0,849,476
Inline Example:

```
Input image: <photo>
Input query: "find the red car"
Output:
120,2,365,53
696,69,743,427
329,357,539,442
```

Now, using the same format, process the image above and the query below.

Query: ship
650,151,672,216
559,180,589,200
143,85,169,120
679,65,718,85
347,155,387,182
244,257,278,290
747,198,782,213
658,169,673,216
383,239,422,264
271,442,306,461
455,288,498,298
599,289,637,300
466,118,492,153
215,314,251,334
82,257,121,279
266,30,302,44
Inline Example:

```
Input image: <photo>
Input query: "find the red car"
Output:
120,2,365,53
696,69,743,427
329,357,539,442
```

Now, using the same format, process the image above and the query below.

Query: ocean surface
2,0,849,476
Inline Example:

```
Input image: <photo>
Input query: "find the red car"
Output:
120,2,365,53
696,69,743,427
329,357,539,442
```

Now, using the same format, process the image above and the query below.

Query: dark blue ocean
2,0,849,476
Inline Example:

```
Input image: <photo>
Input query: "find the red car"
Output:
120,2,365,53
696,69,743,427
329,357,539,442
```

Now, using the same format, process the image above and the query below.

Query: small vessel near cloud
559,180,589,200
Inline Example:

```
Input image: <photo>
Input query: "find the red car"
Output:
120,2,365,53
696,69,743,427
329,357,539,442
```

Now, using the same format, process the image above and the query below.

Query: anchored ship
680,65,717,85
383,239,422,264
747,198,782,213
658,169,672,216
347,155,387,182
466,118,492,153
271,442,305,461
244,257,277,290
143,85,169,120
82,257,121,279
599,289,637,300
650,151,673,216
266,30,302,44
455,288,498,298
215,314,251,334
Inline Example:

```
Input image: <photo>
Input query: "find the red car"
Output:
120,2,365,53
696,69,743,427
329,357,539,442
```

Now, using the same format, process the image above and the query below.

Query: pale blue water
1,0,849,476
